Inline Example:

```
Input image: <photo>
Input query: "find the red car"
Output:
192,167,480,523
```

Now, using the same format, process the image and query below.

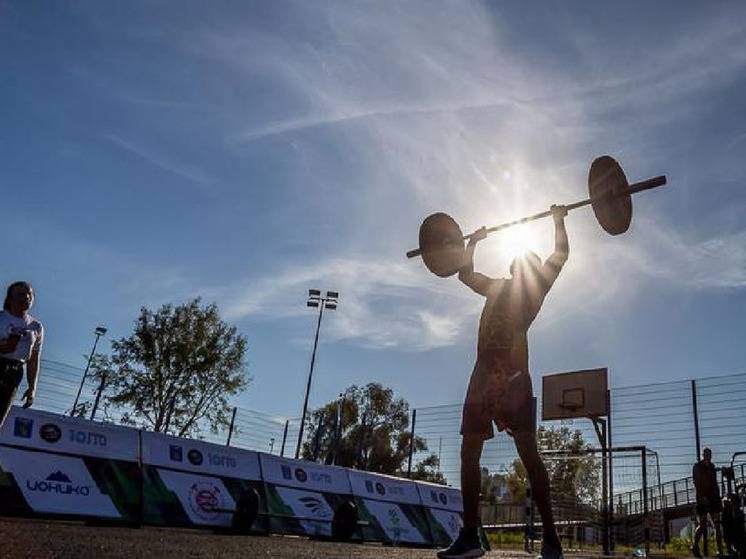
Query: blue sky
2,1,746,420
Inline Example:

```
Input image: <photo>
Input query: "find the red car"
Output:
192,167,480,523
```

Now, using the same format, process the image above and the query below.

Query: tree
505,425,600,506
90,299,249,437
301,383,444,482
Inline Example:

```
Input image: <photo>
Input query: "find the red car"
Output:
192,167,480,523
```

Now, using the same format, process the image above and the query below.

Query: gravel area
0,517,528,559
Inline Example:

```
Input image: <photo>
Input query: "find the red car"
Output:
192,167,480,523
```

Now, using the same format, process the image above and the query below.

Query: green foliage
505,425,600,505
91,298,249,437
486,529,525,548
302,383,442,481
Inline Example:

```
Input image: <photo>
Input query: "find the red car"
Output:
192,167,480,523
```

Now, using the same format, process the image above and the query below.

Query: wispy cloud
102,133,213,188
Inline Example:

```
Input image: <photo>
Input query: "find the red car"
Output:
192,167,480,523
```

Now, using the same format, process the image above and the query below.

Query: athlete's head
703,447,712,463
509,252,541,279
4,281,34,315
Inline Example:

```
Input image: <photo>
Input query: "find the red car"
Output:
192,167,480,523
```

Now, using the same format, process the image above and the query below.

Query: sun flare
497,224,540,261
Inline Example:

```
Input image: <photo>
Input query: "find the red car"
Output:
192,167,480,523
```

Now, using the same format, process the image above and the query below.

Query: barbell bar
406,155,667,278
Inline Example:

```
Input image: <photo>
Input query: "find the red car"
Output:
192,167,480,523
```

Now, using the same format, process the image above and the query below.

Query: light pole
295,289,338,459
71,326,107,416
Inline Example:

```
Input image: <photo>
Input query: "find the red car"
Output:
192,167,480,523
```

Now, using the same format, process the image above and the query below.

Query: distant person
0,281,44,427
692,447,723,557
438,205,568,559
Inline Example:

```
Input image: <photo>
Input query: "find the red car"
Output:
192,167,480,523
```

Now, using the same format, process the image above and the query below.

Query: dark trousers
0,359,24,428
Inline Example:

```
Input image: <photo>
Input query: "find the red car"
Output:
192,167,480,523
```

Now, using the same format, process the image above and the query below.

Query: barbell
406,155,667,278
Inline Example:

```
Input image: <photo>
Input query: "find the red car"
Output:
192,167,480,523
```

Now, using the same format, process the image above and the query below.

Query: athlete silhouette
438,205,568,559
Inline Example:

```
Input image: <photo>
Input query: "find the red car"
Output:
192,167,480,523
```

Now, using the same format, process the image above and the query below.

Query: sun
496,224,540,262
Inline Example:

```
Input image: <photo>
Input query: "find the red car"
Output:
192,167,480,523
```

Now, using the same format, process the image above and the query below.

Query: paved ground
0,517,506,559
0,517,679,559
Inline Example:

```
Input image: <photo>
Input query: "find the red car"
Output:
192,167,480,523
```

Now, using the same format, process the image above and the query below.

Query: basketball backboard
542,368,609,421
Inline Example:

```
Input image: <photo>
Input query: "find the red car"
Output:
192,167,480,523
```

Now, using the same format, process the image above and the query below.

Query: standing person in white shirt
0,281,44,427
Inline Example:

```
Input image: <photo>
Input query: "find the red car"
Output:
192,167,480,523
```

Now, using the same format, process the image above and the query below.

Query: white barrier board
141,431,260,479
430,508,463,541
0,407,138,461
260,454,351,494
274,486,334,536
415,482,463,512
157,469,235,527
0,446,121,517
348,470,421,505
361,499,427,544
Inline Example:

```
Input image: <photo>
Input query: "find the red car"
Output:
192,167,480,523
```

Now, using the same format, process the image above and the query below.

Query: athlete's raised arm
458,227,496,296
539,205,569,292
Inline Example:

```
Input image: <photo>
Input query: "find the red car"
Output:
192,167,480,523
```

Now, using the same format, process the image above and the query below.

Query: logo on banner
365,480,374,493
39,424,62,443
375,482,386,496
69,429,107,447
294,468,308,483
169,445,183,462
27,471,91,496
187,449,204,466
13,417,33,438
299,496,331,518
189,482,223,520
388,507,403,539
281,465,292,480
430,490,438,504
439,492,448,506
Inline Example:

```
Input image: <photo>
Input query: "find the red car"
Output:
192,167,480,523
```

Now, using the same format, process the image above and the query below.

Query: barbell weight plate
231,487,260,534
589,155,632,236
418,212,466,278
331,500,359,541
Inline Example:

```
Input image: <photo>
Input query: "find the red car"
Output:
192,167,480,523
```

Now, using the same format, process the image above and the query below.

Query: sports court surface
1,517,680,559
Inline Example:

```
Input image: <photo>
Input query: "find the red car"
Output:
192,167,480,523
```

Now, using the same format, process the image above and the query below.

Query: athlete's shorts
460,350,535,440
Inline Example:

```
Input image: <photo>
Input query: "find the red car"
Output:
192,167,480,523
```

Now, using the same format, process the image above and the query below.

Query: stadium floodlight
71,325,107,416
296,288,340,459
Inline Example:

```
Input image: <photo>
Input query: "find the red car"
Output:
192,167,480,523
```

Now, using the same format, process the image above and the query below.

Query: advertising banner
259,455,356,538
0,407,139,461
348,470,421,505
259,454,351,494
157,469,236,527
141,431,261,480
0,408,141,522
0,446,121,517
348,470,432,545
140,432,265,532
414,481,463,545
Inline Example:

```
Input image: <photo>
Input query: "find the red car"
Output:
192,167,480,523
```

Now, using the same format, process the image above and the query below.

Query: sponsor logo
39,423,62,443
207,452,236,468
281,465,292,480
298,496,331,518
188,482,223,521
294,468,307,483
365,480,374,493
187,449,203,466
430,490,438,503
375,482,386,496
13,417,33,438
69,429,107,446
446,513,460,536
388,507,403,540
169,445,183,462
439,492,448,506
27,471,91,496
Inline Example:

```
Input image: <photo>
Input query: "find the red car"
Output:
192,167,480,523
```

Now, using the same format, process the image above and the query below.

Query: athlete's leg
514,430,561,551
713,511,724,556
461,433,486,530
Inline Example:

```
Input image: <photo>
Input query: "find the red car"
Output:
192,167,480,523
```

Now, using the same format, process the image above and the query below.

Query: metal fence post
280,419,290,457
225,407,237,446
642,447,650,557
691,379,701,460
407,409,417,478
